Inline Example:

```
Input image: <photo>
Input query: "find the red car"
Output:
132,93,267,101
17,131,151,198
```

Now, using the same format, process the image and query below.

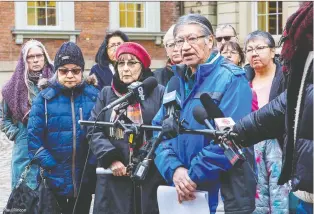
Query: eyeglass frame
117,60,141,68
216,36,236,43
107,42,122,50
174,34,207,48
221,50,240,56
58,67,82,76
245,45,270,55
26,54,45,62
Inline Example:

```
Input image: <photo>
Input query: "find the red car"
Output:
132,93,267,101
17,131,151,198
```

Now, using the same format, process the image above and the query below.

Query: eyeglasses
174,34,206,47
107,42,122,50
221,50,239,55
165,41,175,49
58,68,82,75
245,46,270,55
117,61,141,68
216,36,235,42
26,54,44,62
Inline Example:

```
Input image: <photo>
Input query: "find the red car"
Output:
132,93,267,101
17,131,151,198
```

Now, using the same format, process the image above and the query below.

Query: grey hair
21,39,52,104
244,30,276,50
163,24,176,45
215,24,237,36
173,14,213,38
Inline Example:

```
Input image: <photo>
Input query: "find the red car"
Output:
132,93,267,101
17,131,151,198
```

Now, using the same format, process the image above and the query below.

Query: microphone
200,93,224,118
162,76,181,114
102,76,158,112
193,105,215,130
214,117,236,132
193,105,245,167
162,76,181,138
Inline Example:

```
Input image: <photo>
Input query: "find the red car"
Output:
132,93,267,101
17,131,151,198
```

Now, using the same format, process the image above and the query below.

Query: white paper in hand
157,185,210,214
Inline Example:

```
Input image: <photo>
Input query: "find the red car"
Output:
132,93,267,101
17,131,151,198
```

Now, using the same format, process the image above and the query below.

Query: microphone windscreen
142,76,158,93
167,76,181,95
200,93,224,119
192,105,208,125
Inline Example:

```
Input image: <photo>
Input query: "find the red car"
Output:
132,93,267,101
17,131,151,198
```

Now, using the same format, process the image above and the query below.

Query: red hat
116,42,151,69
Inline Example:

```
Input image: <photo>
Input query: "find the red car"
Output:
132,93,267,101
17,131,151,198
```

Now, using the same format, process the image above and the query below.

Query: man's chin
183,59,199,69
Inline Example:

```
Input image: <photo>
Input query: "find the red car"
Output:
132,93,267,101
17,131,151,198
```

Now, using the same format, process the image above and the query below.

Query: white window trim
109,2,162,45
13,1,80,44
251,2,282,45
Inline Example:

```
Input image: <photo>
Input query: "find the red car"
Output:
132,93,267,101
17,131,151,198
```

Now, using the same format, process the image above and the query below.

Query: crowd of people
0,2,312,214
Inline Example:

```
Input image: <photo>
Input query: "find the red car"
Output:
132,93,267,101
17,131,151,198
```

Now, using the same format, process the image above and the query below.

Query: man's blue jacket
153,55,256,214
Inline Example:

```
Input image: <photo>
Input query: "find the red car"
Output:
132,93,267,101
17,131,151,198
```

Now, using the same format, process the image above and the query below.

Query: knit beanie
54,42,85,72
115,42,151,69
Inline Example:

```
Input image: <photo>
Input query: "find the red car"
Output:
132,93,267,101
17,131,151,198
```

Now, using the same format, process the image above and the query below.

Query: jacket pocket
44,164,66,191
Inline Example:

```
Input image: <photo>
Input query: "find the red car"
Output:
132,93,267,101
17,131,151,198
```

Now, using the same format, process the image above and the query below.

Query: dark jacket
244,61,286,101
153,65,174,87
28,76,99,197
88,83,165,214
233,56,313,194
90,63,113,90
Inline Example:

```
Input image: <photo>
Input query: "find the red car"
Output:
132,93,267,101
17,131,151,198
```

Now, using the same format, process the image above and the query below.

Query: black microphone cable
72,106,107,214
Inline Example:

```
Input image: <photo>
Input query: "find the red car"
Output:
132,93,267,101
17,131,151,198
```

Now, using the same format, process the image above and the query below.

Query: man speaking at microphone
153,14,256,214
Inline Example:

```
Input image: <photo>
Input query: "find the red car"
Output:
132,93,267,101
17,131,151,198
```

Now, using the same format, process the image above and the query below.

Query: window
13,2,79,44
257,1,282,35
15,1,75,30
119,3,144,28
109,2,160,32
27,1,56,26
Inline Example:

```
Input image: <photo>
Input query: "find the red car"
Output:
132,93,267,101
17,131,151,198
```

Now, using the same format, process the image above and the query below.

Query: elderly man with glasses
215,24,238,50
153,14,256,214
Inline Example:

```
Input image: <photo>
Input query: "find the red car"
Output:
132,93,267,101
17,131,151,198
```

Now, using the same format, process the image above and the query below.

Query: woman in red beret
88,42,166,214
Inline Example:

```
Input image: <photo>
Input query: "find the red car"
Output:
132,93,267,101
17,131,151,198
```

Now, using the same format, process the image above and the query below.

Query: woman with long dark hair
90,30,129,90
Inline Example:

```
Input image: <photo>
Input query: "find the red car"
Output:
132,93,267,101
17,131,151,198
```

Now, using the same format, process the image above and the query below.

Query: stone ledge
11,29,81,44
118,31,165,45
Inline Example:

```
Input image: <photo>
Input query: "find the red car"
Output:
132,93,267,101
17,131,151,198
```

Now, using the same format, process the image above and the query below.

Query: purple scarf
2,52,54,123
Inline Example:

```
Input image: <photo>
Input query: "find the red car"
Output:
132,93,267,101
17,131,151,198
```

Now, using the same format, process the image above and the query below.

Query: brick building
0,1,180,74
183,1,300,47
0,1,301,91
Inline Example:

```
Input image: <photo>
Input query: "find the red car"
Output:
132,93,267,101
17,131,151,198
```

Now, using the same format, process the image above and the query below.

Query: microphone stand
79,120,228,137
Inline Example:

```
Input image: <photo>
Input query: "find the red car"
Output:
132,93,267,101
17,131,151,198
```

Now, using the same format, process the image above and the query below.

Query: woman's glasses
221,50,239,55
107,42,122,50
58,68,82,75
117,61,141,68
26,54,44,62
245,46,270,55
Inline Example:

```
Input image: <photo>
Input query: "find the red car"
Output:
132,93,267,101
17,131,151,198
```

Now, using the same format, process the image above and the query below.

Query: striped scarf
109,84,144,139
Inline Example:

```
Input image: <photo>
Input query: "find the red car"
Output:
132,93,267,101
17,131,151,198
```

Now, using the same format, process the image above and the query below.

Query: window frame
15,1,75,31
119,2,146,29
26,1,58,27
109,2,160,33
252,1,283,35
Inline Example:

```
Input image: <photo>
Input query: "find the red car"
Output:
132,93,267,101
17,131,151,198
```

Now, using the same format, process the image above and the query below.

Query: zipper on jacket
71,90,77,197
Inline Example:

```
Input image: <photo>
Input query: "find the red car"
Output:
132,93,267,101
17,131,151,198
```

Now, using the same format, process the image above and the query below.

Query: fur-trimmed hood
38,73,98,90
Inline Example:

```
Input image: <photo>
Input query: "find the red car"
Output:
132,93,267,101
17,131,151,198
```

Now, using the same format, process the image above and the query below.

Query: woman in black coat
232,2,313,213
88,42,165,214
90,30,129,90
